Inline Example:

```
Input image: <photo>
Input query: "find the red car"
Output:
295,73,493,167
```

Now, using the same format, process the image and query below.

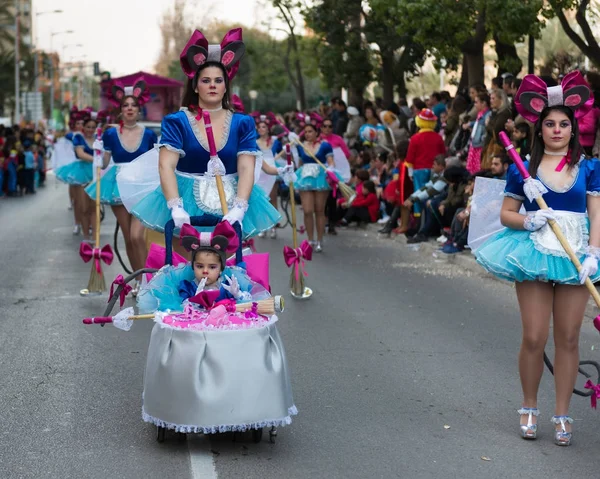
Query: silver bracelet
586,245,600,260
232,197,249,212
166,197,183,210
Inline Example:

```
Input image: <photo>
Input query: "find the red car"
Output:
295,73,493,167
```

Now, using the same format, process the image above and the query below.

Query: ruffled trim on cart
142,405,298,434
154,313,279,332
158,143,186,157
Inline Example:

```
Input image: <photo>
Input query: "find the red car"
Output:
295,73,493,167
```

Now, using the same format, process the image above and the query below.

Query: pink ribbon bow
283,240,313,281
180,221,239,254
109,274,132,308
585,380,600,409
79,243,114,273
325,170,339,196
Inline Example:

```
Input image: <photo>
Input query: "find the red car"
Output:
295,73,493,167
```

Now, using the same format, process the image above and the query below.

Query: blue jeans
412,169,431,216
0,168,4,196
7,162,17,193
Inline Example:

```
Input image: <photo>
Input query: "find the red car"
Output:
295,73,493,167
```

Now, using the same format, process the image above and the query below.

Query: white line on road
187,434,218,479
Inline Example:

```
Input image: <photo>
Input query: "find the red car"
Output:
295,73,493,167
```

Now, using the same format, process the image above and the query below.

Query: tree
546,0,600,67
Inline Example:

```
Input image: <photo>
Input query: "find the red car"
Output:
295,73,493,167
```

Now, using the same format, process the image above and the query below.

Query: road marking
187,434,218,479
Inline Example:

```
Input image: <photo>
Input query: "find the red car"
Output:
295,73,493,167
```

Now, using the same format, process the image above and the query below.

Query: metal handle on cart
164,216,244,266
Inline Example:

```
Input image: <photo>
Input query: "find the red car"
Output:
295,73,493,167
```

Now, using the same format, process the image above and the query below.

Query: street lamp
249,90,258,112
33,9,63,92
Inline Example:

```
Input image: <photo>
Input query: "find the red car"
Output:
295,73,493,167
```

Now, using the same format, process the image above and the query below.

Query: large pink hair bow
180,222,239,254
515,71,593,122
180,28,245,80
79,243,114,273
232,94,245,113
108,77,150,107
283,240,313,281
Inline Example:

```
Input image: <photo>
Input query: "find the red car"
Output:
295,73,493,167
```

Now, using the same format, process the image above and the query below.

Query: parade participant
127,28,280,239
293,122,339,252
65,108,84,234
255,119,286,239
85,79,157,281
55,111,97,243
475,71,600,446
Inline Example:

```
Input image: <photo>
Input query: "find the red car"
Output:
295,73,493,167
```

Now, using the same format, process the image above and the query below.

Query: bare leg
69,185,80,227
300,191,315,242
314,191,329,242
552,284,589,433
129,217,148,272
515,280,554,428
76,186,91,241
269,182,278,210
111,205,135,270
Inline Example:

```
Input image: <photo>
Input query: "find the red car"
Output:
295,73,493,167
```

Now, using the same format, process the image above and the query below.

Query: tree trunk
494,34,522,76
380,48,395,106
461,10,486,88
294,55,306,110
396,75,407,100
348,87,363,109
457,55,469,93
464,50,484,86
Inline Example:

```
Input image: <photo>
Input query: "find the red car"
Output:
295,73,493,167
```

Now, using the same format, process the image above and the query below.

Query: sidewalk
364,223,600,328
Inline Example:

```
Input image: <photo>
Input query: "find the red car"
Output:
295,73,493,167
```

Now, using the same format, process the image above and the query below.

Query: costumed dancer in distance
65,108,85,235
475,71,600,446
255,117,286,238
127,28,280,248
293,120,342,252
85,79,157,285
55,109,98,243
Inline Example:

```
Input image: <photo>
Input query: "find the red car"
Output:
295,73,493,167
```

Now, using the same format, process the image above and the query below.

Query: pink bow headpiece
232,94,245,113
180,28,245,80
109,274,132,308
108,77,150,107
180,222,239,254
515,71,593,123
283,240,313,281
79,243,114,273
251,111,277,128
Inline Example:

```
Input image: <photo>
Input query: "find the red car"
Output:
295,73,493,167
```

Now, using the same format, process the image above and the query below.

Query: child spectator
512,122,531,157
340,180,379,227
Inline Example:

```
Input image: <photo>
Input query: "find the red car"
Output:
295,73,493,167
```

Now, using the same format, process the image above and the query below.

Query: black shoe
339,219,349,227
378,223,392,234
406,234,427,244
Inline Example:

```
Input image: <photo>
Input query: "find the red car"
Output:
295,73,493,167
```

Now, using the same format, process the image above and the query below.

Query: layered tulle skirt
85,165,122,205
475,211,600,284
55,160,93,186
293,163,344,191
130,171,281,237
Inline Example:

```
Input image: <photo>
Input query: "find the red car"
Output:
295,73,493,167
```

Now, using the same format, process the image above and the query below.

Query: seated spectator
489,152,512,180
407,165,470,244
512,122,531,157
335,169,370,226
340,180,379,227
442,175,477,254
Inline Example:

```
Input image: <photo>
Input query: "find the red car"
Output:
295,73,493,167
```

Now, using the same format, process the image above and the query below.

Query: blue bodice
159,109,259,174
272,138,283,156
72,134,94,157
296,141,333,165
505,158,600,213
102,126,157,164
65,131,81,143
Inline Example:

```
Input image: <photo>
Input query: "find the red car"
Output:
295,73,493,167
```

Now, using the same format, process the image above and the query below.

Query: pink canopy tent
100,71,184,121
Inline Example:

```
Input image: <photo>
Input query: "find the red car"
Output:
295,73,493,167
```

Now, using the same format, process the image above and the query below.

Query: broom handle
536,196,600,307
203,111,229,214
94,127,102,248
286,144,299,249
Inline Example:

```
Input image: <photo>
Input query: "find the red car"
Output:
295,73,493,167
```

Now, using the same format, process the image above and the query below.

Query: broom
203,111,228,215
289,138,355,203
80,126,113,296
283,143,313,299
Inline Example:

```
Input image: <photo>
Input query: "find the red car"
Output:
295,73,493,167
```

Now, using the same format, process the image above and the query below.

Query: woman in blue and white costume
58,108,84,235
55,111,98,243
293,121,340,252
128,28,280,242
475,72,600,446
86,79,157,274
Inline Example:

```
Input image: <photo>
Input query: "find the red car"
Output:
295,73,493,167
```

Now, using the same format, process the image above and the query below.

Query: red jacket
405,130,446,170
352,192,379,222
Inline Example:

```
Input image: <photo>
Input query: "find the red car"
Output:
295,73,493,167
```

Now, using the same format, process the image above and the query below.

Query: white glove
523,208,556,231
277,165,294,176
93,151,103,168
222,275,252,301
167,197,190,229
92,139,104,152
288,132,300,144
579,256,598,284
222,197,248,226
195,277,208,294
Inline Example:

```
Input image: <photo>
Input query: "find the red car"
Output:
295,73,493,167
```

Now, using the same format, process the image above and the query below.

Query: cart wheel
269,426,277,444
157,426,166,443
251,428,263,443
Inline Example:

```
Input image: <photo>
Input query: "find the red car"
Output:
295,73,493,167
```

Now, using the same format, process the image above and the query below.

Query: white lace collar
180,107,233,153
537,160,581,194
116,125,146,154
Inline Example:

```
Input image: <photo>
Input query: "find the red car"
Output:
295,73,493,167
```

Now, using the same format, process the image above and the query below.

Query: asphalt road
1,177,600,479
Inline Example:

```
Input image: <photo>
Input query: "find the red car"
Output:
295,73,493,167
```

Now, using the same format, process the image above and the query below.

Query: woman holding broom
475,72,600,446
126,28,281,241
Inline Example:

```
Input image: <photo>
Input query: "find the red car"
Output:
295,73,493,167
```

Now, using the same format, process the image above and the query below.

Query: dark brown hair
181,61,232,110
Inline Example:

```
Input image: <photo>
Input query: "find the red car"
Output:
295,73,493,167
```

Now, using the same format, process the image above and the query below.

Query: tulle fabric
475,227,600,284
85,166,122,205
54,160,93,185
293,166,344,191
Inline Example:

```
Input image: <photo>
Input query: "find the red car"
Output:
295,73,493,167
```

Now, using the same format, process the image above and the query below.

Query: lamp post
249,90,258,112
33,9,63,91
49,30,74,127
14,0,20,124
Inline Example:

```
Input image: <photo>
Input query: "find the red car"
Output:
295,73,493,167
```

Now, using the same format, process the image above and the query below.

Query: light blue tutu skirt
55,160,93,186
475,213,600,284
85,166,122,205
130,172,281,237
294,164,343,191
